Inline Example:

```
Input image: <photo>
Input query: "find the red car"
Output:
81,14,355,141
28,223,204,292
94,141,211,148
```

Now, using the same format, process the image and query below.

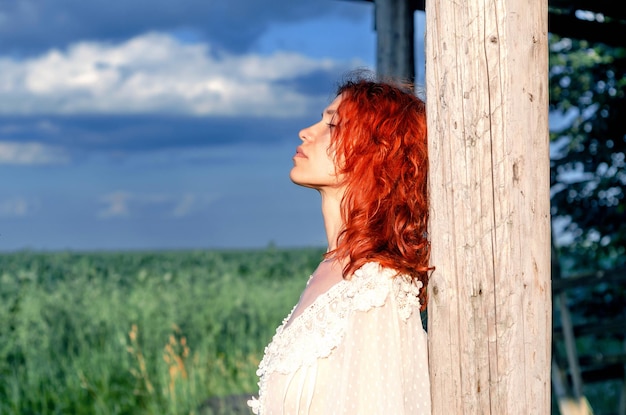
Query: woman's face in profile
290,94,344,191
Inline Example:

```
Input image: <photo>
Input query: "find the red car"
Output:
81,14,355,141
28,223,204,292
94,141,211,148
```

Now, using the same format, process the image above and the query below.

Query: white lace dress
247,262,431,415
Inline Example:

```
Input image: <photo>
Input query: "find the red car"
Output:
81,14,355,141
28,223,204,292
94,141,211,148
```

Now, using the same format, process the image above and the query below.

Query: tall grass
0,248,323,415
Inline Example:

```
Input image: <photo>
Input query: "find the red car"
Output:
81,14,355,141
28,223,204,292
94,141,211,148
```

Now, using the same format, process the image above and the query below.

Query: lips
295,146,307,158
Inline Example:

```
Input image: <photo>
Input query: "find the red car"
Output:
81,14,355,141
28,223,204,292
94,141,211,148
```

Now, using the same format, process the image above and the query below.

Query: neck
318,186,345,252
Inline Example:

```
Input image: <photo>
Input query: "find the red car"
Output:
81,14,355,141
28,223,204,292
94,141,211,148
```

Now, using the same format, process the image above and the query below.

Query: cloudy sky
0,0,426,251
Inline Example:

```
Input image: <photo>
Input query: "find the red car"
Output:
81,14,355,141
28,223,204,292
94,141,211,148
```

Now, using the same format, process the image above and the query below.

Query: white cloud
0,196,38,217
172,193,219,218
0,32,356,117
172,193,196,218
0,141,70,165
98,191,132,218
98,190,218,219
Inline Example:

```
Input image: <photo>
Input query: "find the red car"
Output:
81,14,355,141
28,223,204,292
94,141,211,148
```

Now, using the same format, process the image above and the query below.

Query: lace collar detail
257,262,422,377
249,262,423,414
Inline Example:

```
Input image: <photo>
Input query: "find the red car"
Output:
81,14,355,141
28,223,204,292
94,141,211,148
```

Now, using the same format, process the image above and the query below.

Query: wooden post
425,0,551,413
374,0,415,82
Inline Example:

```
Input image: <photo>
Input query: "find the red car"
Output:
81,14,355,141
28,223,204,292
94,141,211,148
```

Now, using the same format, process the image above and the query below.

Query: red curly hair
327,74,432,306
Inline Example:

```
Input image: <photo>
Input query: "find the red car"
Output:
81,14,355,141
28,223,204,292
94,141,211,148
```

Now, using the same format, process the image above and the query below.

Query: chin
289,172,316,189
290,167,306,184
289,169,300,184
290,176,309,188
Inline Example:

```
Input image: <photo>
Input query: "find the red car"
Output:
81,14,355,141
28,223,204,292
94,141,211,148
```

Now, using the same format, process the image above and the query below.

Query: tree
550,36,626,271
549,35,626,413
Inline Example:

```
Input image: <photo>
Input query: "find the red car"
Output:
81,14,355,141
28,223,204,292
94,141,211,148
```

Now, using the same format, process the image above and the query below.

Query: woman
248,73,432,414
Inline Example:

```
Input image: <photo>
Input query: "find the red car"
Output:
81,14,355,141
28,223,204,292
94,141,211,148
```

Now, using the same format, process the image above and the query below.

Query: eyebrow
322,109,336,117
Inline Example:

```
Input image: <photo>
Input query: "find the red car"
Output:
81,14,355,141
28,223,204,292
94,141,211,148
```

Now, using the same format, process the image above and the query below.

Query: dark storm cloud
0,0,367,56
0,114,308,154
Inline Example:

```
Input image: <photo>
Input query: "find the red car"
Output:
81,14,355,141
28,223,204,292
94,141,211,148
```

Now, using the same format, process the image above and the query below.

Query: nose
298,126,311,142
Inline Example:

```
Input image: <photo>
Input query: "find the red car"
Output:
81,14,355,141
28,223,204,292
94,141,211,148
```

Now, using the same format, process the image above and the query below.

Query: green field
2,248,621,415
0,248,324,415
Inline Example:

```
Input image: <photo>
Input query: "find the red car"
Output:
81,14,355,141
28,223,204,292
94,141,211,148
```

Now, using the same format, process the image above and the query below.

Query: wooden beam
579,364,625,383
425,0,552,413
578,352,626,368
551,266,626,292
549,13,626,47
347,0,626,51
617,339,626,415
553,319,626,338
549,0,626,20
557,292,584,399
374,0,415,82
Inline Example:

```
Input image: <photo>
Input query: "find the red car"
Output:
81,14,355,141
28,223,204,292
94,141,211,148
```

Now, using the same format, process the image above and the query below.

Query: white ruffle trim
248,262,422,414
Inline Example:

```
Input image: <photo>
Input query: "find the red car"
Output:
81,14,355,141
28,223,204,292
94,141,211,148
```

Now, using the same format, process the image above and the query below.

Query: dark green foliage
549,35,626,415
550,36,626,268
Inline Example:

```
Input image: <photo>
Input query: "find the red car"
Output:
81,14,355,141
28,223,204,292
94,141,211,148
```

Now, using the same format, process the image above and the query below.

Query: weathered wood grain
425,0,551,413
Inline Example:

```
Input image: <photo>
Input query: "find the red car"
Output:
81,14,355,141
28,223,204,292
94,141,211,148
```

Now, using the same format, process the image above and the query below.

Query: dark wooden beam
579,364,625,383
549,13,626,47
578,352,626,368
375,0,415,81
549,0,626,21
346,0,626,48
553,318,626,339
552,266,626,292
351,0,424,11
